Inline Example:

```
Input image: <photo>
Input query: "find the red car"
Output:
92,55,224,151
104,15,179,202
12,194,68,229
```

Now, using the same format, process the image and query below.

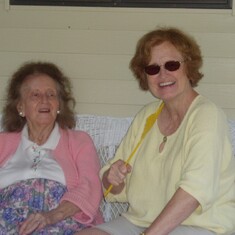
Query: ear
16,102,22,113
16,102,25,117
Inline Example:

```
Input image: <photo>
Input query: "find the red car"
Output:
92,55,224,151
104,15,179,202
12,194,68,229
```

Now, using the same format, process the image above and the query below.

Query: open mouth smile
159,81,176,87
38,108,50,113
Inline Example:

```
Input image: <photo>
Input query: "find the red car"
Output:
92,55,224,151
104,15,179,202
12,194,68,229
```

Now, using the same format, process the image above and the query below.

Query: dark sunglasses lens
165,61,181,71
145,65,160,75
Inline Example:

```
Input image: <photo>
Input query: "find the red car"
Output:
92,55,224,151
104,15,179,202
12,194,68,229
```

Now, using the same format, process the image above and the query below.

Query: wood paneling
0,1,235,118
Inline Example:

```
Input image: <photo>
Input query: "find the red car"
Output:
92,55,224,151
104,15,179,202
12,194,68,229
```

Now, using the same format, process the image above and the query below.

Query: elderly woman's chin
33,113,57,124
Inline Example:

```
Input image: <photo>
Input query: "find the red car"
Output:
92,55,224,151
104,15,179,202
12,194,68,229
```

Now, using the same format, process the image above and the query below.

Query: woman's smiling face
18,74,60,128
146,41,192,102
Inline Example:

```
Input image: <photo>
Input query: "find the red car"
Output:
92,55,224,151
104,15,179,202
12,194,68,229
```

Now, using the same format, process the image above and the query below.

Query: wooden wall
1,1,235,118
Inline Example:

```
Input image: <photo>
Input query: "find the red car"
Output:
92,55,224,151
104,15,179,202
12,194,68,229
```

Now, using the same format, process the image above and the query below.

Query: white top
0,123,66,188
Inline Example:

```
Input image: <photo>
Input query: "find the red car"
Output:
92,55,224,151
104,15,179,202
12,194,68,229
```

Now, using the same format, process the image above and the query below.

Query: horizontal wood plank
1,29,235,58
0,6,235,33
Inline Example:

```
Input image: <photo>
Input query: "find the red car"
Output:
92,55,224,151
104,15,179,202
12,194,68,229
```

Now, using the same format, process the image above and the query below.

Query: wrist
47,209,64,224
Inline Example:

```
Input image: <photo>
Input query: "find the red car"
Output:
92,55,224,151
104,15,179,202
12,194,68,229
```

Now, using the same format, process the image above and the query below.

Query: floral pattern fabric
0,178,87,235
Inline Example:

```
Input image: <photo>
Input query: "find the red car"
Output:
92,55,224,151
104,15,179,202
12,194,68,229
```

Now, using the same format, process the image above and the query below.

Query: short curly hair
129,27,203,90
2,61,76,132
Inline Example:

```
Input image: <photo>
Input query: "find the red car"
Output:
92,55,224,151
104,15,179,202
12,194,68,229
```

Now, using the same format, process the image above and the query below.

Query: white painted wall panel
0,1,235,118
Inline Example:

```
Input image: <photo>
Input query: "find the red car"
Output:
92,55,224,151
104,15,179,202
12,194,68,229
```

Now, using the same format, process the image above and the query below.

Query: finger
19,215,33,234
19,221,40,235
35,213,48,229
111,160,125,170
19,214,43,235
111,178,124,186
126,163,132,173
109,169,127,185
37,219,46,230
119,164,129,174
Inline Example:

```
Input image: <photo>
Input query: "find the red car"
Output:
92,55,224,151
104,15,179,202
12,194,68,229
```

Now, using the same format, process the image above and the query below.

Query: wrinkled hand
107,159,132,186
19,212,50,235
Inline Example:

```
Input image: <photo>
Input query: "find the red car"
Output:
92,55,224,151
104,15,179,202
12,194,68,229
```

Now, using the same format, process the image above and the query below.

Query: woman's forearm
47,200,81,224
145,187,199,235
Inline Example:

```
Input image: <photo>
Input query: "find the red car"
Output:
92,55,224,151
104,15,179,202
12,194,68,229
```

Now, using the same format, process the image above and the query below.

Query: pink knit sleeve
0,132,21,167
55,130,103,225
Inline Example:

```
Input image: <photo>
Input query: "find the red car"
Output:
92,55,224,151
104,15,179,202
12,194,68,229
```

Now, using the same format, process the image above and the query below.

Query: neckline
157,94,201,139
21,123,60,151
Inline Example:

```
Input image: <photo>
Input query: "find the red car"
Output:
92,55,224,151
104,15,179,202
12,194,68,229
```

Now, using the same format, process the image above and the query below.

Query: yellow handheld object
104,102,164,198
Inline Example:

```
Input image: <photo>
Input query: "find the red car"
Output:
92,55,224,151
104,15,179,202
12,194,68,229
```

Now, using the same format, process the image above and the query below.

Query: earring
57,110,60,114
19,111,24,117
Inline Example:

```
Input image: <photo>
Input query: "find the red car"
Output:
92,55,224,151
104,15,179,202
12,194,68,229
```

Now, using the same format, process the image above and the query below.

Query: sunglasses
145,60,184,75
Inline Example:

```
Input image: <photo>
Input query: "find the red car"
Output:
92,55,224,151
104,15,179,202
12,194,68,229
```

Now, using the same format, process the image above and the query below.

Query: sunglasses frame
144,60,184,76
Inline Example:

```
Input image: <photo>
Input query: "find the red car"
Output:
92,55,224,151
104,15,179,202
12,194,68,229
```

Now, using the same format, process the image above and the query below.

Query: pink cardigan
0,128,103,225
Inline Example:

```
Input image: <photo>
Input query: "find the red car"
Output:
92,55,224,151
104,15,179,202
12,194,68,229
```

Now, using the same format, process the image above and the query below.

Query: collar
21,123,60,151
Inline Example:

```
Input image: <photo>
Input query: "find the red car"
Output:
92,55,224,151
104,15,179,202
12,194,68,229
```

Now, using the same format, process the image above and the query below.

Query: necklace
31,144,44,171
159,136,167,153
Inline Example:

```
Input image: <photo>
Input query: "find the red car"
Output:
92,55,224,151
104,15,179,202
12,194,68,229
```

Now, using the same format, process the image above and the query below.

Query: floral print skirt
0,178,88,235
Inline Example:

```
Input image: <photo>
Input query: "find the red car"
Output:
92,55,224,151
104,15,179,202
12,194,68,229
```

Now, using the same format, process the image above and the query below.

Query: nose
158,65,168,78
40,93,50,103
